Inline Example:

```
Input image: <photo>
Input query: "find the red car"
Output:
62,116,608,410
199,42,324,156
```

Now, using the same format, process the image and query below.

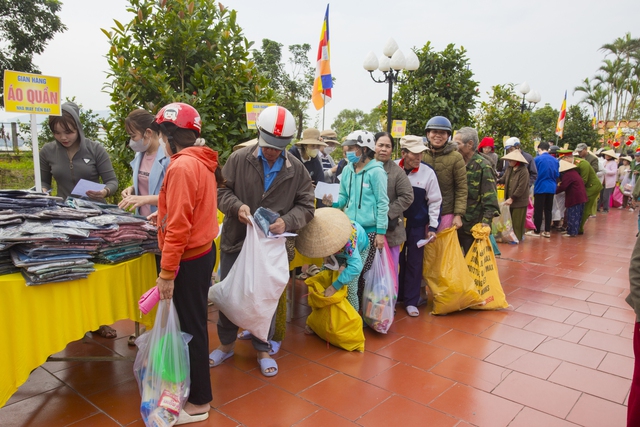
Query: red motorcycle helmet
154,102,201,135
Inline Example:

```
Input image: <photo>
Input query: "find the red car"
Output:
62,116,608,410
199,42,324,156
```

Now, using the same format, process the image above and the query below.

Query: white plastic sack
208,216,289,342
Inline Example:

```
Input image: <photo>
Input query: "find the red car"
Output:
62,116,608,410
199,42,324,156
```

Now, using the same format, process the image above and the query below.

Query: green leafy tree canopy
390,42,479,135
252,39,314,138
102,0,273,188
0,0,66,103
330,108,383,140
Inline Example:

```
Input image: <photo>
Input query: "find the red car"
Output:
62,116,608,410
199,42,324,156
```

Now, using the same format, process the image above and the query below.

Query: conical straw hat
295,208,353,258
501,150,528,164
559,160,577,173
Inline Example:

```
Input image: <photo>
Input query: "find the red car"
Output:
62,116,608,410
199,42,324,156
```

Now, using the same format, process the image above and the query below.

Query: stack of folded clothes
0,192,158,283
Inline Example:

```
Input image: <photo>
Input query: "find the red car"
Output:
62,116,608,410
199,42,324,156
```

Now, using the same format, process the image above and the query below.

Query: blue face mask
346,151,360,164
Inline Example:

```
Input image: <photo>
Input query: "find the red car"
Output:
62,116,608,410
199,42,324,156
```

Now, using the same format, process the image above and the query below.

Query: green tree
102,0,272,187
476,84,532,153
252,39,314,138
561,105,600,150
0,0,66,103
330,108,383,140
530,104,558,144
390,42,479,135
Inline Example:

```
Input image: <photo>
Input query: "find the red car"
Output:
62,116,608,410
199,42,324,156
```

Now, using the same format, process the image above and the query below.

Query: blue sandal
257,356,278,377
209,349,234,368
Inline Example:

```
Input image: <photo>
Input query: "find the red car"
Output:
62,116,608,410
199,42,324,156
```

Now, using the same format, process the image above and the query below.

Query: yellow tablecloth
0,253,158,407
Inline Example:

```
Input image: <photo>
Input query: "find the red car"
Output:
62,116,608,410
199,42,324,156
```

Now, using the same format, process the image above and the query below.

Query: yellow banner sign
3,70,61,115
245,102,276,129
391,120,407,138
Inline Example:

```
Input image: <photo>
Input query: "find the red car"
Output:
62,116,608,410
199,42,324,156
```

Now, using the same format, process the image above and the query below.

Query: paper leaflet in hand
253,207,280,236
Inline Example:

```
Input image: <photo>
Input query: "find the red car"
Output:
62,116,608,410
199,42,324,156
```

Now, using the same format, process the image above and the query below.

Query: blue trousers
398,226,425,307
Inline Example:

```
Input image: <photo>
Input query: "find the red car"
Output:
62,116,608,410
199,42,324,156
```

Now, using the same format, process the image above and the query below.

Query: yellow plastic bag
423,227,484,315
305,270,365,352
466,224,509,310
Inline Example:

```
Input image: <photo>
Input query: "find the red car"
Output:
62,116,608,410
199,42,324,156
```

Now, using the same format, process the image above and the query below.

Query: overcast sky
2,0,639,132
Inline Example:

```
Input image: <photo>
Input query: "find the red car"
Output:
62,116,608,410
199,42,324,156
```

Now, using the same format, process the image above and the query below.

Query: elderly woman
289,128,326,186
598,149,618,213
322,130,389,311
374,131,414,274
500,150,530,241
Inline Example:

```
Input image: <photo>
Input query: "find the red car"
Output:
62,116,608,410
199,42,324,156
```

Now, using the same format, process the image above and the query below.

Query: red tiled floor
2,209,638,426
492,371,581,418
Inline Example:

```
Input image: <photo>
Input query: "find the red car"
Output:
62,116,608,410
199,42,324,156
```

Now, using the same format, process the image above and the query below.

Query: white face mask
324,146,335,155
128,137,150,153
158,136,169,156
308,149,319,158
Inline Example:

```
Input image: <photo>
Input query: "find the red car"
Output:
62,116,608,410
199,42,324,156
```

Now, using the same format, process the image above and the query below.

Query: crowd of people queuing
39,101,640,424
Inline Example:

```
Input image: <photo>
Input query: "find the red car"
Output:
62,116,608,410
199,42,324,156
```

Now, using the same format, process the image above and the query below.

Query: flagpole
322,94,326,130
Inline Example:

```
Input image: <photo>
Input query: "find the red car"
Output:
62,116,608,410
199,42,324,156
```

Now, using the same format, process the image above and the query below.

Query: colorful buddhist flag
311,4,333,111
555,90,567,139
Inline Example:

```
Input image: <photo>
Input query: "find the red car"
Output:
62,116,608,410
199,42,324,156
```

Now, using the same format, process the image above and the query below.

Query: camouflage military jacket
461,153,500,235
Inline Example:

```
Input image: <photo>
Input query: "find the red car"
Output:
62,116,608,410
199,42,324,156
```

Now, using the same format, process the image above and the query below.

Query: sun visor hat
257,106,296,150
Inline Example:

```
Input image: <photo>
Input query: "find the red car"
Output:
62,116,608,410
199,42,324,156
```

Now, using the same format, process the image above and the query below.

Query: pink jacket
603,160,617,189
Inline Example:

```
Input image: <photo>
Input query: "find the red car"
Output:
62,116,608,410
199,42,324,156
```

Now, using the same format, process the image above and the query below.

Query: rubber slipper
237,330,252,340
295,272,309,280
303,325,315,335
406,305,419,317
175,409,209,425
209,349,234,368
257,356,278,377
269,340,281,355
127,334,137,346
92,325,117,339
306,265,320,277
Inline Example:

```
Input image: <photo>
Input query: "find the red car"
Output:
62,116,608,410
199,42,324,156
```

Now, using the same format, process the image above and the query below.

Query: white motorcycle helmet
344,130,375,151
256,106,297,149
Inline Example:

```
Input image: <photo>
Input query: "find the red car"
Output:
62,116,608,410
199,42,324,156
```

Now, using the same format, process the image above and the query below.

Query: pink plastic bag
525,197,535,230
611,185,623,208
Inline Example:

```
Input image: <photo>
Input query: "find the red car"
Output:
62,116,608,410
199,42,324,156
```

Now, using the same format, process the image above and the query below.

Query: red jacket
157,146,219,279
556,169,588,207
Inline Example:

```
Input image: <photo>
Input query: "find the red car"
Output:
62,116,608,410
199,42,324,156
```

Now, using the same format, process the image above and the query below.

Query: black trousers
172,247,216,405
533,193,554,233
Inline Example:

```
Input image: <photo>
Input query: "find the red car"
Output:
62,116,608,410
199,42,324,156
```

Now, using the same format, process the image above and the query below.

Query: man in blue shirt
526,141,559,238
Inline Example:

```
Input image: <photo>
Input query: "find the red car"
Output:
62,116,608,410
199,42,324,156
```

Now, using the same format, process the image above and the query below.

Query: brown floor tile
537,274,582,288
503,351,563,380
315,348,395,381
602,306,637,323
523,317,574,338
52,360,135,396
534,338,607,368
430,329,503,360
5,367,64,406
357,395,458,427
574,314,627,335
510,288,563,305
298,373,390,421
430,352,511,392
586,292,633,310
552,298,609,317
575,280,626,297
202,410,243,427
41,337,116,373
578,329,634,358
474,309,536,328
515,301,574,322
0,386,99,427
560,326,588,344
208,364,265,408
84,379,142,425
219,385,317,427
508,407,582,427
429,311,495,335
483,344,528,366
492,371,581,418
360,329,402,352
260,356,335,394
566,393,627,427
280,329,340,361
65,413,122,427
293,409,358,427
598,352,634,380
479,323,546,350
548,362,630,404
429,383,522,427
389,317,451,343
375,337,453,371
542,285,592,300
368,363,455,405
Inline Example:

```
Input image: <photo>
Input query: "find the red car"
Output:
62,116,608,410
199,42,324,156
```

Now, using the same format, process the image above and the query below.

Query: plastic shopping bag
465,224,509,310
306,269,365,351
423,227,484,315
611,185,623,207
623,174,636,196
525,197,535,230
492,203,519,244
134,300,192,427
362,244,397,333
209,216,289,343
